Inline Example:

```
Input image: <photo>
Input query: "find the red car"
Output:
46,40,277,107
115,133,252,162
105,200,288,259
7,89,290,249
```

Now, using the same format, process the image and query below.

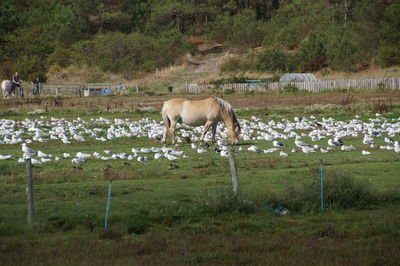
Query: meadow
0,93,400,265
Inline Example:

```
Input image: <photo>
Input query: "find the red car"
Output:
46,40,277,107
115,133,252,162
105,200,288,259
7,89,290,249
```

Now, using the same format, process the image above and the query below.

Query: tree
379,3,400,66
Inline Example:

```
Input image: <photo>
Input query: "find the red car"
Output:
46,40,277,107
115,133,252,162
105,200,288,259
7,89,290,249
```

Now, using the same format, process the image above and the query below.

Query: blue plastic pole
320,159,324,214
104,180,112,228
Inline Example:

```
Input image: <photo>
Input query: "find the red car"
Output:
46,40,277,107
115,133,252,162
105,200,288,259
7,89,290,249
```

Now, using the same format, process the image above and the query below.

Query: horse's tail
161,103,171,130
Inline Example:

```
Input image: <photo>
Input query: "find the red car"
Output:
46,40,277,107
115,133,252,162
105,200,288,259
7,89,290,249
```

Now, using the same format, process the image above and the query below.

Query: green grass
0,106,399,265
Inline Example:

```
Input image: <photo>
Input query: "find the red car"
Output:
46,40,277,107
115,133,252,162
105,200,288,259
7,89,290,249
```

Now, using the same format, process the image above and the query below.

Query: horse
1,80,24,99
1,80,11,99
161,97,241,145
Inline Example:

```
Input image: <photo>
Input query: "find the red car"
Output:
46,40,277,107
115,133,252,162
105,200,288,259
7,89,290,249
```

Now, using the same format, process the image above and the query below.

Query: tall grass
281,169,377,213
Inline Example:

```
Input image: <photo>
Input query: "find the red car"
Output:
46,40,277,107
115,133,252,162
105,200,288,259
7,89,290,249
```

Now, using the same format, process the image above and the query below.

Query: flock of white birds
0,113,399,165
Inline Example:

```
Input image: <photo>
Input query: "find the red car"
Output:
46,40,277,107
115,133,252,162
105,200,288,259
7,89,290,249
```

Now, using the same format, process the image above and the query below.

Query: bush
368,99,393,113
228,9,267,49
255,46,295,72
208,13,232,43
282,170,377,213
127,215,151,235
153,29,193,67
46,214,98,232
379,3,400,67
66,30,191,75
283,83,299,93
296,31,327,72
220,56,255,73
208,9,267,50
324,24,366,72
200,191,257,216
379,45,400,67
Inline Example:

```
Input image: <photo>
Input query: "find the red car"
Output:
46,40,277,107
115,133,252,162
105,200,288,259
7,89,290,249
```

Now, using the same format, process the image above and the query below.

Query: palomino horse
161,97,241,145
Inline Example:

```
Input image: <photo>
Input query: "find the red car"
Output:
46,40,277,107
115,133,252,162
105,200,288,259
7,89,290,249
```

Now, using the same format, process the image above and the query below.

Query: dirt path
169,55,224,91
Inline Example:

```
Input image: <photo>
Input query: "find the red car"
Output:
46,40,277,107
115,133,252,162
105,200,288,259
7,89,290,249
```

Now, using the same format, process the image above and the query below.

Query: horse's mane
214,97,239,125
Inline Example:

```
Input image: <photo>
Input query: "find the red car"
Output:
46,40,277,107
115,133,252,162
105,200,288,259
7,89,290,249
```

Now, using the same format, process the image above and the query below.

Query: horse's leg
161,126,168,144
200,121,213,144
169,120,178,145
211,123,217,144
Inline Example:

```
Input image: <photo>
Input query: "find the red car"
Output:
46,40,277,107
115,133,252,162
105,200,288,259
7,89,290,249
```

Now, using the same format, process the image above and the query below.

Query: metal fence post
25,158,35,224
104,179,113,228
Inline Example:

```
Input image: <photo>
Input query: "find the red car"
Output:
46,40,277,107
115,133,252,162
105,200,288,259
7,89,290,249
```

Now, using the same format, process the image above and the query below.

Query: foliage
283,169,377,213
0,0,399,79
295,31,327,72
219,55,255,73
379,3,400,67
255,46,295,72
209,9,267,49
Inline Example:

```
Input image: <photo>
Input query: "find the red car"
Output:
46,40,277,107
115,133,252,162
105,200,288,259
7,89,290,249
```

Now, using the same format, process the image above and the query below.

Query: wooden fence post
25,158,35,224
228,145,240,195
320,159,324,214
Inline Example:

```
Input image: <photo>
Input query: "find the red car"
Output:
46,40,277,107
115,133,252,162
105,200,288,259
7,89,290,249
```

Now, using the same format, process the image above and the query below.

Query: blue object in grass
102,88,113,95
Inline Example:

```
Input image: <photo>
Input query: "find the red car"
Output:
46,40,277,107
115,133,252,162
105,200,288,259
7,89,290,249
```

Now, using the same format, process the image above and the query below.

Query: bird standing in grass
248,145,263,153
22,143,36,156
273,140,285,147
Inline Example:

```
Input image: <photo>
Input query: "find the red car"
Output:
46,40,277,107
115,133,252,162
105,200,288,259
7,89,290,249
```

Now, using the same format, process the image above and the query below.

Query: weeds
368,98,392,113
200,191,257,215
46,214,98,232
283,83,299,93
340,94,355,106
282,169,377,213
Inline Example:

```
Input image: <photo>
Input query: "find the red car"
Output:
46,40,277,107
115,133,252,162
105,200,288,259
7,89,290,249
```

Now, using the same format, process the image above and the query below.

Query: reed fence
186,77,400,94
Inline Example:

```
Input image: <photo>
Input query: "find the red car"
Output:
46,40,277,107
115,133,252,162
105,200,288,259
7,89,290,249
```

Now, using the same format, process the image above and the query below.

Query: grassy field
0,93,400,265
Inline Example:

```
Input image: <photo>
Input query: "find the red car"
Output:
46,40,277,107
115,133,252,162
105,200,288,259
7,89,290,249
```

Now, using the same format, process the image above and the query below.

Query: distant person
117,83,126,91
32,77,41,95
10,72,21,94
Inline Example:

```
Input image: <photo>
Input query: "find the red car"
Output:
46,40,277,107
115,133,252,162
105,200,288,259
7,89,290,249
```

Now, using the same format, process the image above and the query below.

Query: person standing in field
32,77,41,95
10,72,21,94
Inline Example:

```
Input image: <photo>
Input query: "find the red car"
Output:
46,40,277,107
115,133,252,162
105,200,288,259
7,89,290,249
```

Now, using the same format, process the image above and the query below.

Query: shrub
219,56,255,73
228,9,267,49
324,24,366,72
46,214,98,232
207,13,232,43
255,46,295,72
200,191,257,216
208,9,267,50
282,170,377,213
368,99,392,113
283,83,298,93
379,3,400,67
296,31,327,72
127,215,151,235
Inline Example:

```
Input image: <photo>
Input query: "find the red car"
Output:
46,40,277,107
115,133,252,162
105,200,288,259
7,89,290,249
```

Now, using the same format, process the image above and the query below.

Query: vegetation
0,96,399,264
1,0,399,81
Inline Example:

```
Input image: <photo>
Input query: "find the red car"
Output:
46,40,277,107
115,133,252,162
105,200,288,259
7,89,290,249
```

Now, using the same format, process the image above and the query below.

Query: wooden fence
34,83,118,96
186,77,400,94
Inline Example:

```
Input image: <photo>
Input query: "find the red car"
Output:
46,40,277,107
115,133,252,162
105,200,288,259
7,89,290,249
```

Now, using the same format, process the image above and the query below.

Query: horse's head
228,121,241,145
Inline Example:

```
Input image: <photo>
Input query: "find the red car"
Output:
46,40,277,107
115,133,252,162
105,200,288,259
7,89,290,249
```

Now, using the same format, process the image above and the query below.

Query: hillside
1,0,399,83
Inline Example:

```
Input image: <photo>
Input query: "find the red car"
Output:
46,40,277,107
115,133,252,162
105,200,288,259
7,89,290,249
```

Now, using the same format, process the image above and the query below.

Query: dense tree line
0,0,399,81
